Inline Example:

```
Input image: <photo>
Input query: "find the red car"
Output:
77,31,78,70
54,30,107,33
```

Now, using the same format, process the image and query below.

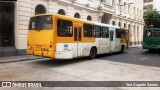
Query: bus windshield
144,30,160,37
29,15,53,30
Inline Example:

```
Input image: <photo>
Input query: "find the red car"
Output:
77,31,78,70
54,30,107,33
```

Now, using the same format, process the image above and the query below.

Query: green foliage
144,9,160,28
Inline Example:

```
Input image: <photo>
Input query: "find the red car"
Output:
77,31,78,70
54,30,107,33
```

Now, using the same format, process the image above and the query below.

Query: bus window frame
116,29,122,38
93,25,101,38
29,15,53,30
102,26,109,38
83,23,93,38
57,19,73,37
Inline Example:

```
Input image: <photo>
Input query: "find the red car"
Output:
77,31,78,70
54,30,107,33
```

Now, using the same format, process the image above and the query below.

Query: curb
0,56,45,64
129,45,142,48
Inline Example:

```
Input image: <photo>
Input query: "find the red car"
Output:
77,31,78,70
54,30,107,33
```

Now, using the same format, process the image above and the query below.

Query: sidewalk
0,55,44,63
129,45,142,48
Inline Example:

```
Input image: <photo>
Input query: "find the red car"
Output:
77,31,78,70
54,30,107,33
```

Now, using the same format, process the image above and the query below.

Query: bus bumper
27,49,34,55
27,49,54,58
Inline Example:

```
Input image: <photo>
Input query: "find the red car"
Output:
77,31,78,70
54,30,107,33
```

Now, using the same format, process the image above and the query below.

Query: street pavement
0,47,160,90
0,55,44,63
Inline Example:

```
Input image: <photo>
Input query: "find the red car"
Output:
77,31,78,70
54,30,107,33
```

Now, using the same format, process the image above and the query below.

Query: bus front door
74,26,82,57
110,30,115,52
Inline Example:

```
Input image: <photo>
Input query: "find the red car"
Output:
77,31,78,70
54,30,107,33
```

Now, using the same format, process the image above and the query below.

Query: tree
144,9,160,28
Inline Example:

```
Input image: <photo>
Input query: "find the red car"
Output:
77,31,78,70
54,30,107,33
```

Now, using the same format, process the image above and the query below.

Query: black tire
89,47,97,59
120,45,125,53
149,49,154,52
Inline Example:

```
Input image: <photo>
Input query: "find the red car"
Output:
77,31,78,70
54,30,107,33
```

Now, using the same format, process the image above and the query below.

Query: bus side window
93,25,101,38
57,19,73,37
102,27,109,38
116,29,121,38
83,24,93,38
110,31,114,41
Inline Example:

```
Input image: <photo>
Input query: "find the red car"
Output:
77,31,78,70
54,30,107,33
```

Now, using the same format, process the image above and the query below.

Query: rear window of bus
29,15,53,30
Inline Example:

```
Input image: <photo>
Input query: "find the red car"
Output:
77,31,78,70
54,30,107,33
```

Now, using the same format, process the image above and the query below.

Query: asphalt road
98,47,160,68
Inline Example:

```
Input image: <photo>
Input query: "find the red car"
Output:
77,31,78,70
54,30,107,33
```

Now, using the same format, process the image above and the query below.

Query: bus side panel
115,38,121,52
81,43,95,56
55,43,74,59
96,38,110,54
81,38,110,56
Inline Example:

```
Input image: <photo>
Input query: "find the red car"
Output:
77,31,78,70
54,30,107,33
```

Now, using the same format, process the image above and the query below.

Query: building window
128,5,130,14
128,24,130,30
137,26,139,37
87,15,92,21
118,0,121,11
112,21,115,25
74,12,80,18
148,5,153,9
112,0,115,8
57,19,73,37
124,23,126,28
134,7,135,16
58,9,66,15
144,0,153,3
118,22,121,27
101,0,105,3
35,4,46,15
124,2,126,13
118,0,121,4
139,10,141,17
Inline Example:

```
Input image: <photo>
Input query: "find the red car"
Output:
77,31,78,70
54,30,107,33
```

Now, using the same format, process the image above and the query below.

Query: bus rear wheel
89,47,97,59
120,45,125,53
149,49,154,52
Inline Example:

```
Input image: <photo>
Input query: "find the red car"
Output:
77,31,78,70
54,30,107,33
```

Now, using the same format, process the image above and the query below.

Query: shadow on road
142,50,160,55
31,57,90,67
31,52,128,68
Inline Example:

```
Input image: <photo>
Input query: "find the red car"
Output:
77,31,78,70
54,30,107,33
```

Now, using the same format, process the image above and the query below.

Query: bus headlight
28,46,32,50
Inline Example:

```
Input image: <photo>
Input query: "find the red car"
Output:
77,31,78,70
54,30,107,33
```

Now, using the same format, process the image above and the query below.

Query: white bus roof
95,22,120,29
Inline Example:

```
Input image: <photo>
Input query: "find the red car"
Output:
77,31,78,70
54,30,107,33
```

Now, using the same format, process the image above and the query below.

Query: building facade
144,0,160,12
0,0,144,57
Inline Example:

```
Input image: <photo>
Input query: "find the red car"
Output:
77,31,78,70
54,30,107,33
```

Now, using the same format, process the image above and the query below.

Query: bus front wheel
89,47,97,59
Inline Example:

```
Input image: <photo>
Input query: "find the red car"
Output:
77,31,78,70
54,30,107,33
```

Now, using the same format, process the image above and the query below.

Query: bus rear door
73,23,82,57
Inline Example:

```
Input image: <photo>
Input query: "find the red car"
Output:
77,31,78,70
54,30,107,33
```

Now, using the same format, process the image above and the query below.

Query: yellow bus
27,14,127,59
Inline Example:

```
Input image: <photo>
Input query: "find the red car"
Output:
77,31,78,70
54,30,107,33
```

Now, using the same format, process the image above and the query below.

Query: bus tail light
27,41,29,46
50,42,53,48
28,46,32,50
